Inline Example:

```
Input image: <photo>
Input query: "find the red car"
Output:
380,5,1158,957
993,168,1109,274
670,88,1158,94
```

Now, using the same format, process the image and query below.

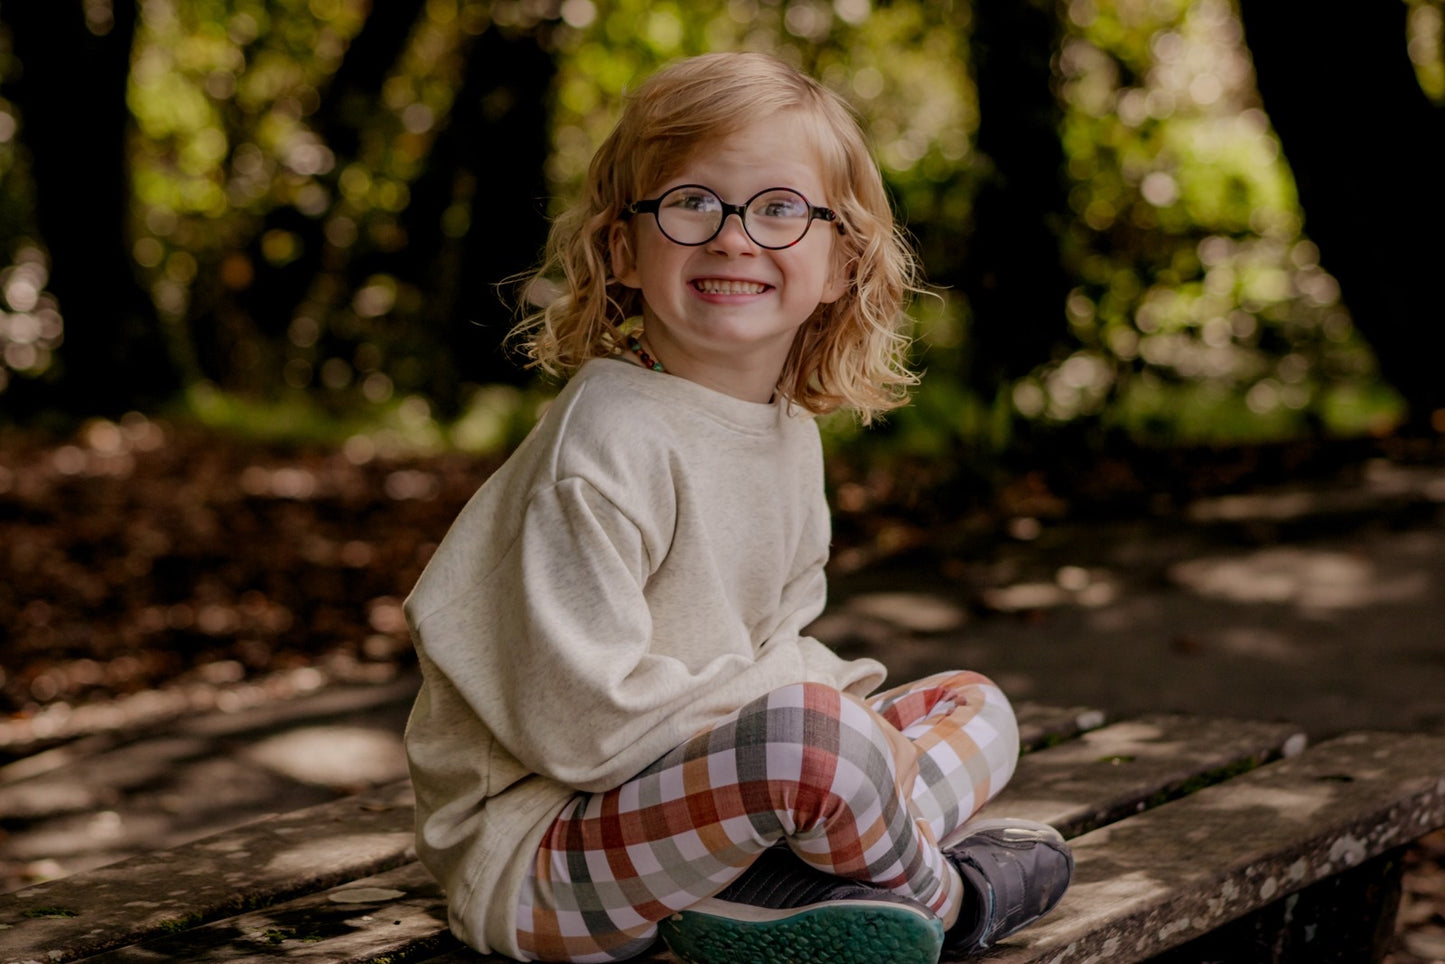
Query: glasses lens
656,187,724,245
745,189,811,248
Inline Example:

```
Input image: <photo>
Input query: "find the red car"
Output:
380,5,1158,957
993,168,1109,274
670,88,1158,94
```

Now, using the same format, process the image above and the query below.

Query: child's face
610,111,847,402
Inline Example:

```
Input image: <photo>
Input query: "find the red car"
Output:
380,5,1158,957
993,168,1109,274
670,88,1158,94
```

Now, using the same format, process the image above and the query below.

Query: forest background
1,0,1445,730
4,0,1445,744
3,6,1445,955
2,0,1443,454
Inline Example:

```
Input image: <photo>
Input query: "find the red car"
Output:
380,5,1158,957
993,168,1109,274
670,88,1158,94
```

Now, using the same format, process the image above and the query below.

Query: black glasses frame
622,184,843,250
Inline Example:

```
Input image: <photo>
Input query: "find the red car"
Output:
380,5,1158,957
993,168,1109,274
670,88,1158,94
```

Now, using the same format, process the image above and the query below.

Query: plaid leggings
514,671,1019,962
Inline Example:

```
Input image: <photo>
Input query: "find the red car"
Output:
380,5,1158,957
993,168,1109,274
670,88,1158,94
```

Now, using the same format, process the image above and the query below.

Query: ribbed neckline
586,356,799,434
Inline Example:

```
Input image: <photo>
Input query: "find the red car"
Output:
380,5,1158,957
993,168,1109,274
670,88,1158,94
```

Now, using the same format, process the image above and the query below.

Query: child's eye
752,193,808,219
666,190,721,213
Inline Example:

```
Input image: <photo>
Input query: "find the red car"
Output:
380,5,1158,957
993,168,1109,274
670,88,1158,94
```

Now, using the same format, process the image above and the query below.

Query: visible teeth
695,279,766,295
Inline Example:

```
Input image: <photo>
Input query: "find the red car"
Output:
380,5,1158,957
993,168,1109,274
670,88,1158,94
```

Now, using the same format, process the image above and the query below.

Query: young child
403,51,1072,964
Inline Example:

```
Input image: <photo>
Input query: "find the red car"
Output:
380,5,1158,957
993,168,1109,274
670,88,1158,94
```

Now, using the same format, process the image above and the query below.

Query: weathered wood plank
3,712,1306,964
18,717,1431,964
70,863,462,964
0,780,415,964
1147,847,1407,964
969,731,1445,964
0,705,1100,963
1014,703,1108,753
973,714,1307,839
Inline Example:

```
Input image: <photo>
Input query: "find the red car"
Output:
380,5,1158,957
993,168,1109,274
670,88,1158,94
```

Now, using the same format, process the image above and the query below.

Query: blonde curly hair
513,51,921,422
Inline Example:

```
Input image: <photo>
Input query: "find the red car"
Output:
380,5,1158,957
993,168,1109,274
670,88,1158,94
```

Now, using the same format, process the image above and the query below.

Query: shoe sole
658,896,945,964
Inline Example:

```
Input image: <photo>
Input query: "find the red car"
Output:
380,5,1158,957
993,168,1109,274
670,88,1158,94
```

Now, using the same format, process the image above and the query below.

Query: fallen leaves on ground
1,418,497,749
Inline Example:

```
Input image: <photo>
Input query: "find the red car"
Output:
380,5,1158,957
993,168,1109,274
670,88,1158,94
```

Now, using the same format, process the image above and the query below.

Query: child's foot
943,818,1074,953
657,846,945,964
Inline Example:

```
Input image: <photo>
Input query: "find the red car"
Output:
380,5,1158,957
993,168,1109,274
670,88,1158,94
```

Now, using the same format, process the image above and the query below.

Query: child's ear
609,222,642,289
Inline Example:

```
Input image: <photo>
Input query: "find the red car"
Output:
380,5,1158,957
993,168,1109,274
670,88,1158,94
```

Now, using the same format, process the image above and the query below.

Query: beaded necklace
627,334,665,373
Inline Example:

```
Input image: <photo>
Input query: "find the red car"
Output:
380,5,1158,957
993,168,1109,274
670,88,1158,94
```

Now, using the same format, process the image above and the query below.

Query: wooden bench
3,705,1443,964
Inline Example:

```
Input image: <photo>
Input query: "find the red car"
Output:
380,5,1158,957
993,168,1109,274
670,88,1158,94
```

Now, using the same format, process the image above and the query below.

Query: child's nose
708,212,757,252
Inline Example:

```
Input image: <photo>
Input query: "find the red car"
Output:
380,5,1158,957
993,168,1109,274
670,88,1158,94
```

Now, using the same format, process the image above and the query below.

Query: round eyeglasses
623,185,842,250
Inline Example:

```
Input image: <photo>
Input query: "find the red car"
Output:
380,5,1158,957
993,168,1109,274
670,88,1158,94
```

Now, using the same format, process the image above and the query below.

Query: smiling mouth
693,279,769,295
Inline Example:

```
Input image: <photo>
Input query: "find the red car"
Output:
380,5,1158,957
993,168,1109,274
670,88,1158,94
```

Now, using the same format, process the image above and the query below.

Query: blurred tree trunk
1,0,181,419
400,23,556,412
958,0,1073,397
1239,0,1445,434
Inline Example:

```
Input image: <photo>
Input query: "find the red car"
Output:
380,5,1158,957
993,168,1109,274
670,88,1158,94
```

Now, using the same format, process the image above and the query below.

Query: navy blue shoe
658,846,945,964
943,818,1073,952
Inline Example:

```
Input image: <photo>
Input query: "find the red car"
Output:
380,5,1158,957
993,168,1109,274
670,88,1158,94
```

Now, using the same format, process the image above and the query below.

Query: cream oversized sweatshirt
403,357,887,957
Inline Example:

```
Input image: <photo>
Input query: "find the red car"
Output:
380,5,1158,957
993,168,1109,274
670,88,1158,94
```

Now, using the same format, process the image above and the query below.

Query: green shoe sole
658,896,945,964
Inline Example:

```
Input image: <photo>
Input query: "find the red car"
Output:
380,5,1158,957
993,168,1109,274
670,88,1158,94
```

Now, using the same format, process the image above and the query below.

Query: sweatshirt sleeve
410,475,838,794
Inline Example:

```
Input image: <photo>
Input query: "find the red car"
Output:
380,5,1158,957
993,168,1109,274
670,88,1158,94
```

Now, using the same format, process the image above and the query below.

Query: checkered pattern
514,671,1017,962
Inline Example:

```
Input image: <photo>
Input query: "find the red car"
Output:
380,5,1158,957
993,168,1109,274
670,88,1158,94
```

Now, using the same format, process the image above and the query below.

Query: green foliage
128,0,369,384
0,0,1421,454
1026,0,1391,442
545,0,978,205
1408,0,1445,102
179,377,554,458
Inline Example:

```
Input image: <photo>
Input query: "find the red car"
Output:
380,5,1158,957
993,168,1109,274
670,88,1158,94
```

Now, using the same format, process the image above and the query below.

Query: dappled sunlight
1408,0,1445,101
244,724,407,788
0,245,62,391
1066,867,1171,905
0,773,122,823
1213,626,1305,663
1192,780,1335,822
1189,462,1445,523
4,808,179,863
1170,546,1432,611
263,832,414,877
840,591,968,633
981,566,1120,614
